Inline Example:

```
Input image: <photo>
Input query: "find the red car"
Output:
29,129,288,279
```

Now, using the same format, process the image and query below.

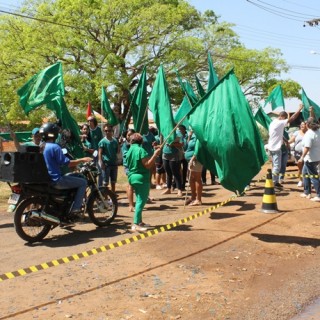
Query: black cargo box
0,152,50,183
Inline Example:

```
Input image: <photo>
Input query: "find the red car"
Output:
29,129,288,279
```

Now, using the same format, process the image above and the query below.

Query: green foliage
0,0,298,126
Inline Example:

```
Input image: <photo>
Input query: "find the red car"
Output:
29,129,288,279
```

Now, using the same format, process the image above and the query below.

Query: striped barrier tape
0,194,238,282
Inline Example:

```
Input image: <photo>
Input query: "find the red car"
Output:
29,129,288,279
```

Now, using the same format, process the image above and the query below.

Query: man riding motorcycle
40,122,92,217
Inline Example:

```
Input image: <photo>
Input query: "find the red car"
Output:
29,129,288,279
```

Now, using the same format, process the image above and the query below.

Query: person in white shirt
268,104,303,187
299,117,320,201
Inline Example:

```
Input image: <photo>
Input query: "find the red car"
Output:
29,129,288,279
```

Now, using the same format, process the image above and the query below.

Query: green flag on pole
175,69,198,106
149,65,176,144
47,98,84,158
17,62,84,158
174,95,192,129
131,66,149,134
254,105,272,130
188,69,268,193
207,52,219,92
263,84,285,111
301,88,320,121
101,87,119,126
17,62,64,115
195,74,205,98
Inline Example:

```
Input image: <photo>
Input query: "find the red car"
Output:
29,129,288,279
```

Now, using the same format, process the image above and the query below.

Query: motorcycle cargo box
0,152,50,183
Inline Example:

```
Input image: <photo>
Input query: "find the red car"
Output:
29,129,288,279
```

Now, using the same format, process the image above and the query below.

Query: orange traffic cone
260,169,279,213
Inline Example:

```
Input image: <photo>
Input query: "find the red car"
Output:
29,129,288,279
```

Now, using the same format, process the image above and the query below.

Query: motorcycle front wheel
87,187,118,227
14,197,51,243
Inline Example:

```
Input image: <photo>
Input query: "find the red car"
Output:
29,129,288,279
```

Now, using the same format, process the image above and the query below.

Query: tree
0,0,298,128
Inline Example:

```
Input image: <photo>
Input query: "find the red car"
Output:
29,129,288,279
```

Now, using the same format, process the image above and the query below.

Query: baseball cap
32,127,40,135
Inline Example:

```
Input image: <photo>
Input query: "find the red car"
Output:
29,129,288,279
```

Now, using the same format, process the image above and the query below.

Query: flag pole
138,104,149,134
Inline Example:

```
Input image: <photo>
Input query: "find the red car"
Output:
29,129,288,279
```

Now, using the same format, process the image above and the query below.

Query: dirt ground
0,164,319,320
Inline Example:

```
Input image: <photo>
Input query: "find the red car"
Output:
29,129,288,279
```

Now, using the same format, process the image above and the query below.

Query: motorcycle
8,160,118,243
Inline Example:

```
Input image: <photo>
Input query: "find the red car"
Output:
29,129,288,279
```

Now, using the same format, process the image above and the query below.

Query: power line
246,0,318,22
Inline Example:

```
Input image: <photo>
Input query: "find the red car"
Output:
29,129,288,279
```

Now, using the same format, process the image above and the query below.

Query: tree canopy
0,0,299,128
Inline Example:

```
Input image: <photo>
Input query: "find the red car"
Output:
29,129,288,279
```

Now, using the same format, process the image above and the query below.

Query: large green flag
174,95,192,129
254,106,272,130
17,62,64,115
101,87,119,126
207,52,219,92
263,84,285,111
149,65,176,144
301,88,320,121
188,69,268,193
17,62,84,158
131,67,149,134
195,74,205,98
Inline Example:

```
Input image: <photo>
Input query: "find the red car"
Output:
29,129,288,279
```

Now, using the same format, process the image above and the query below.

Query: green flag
101,87,119,126
188,69,268,193
263,85,285,111
175,69,198,106
174,95,192,129
254,106,271,130
131,67,149,134
207,52,219,92
195,74,205,98
149,65,176,144
301,88,320,121
17,62,64,115
47,98,84,158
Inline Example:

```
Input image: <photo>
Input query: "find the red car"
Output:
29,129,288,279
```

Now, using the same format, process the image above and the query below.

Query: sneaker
156,185,163,190
131,224,147,232
69,209,82,217
274,182,283,189
300,193,311,199
177,190,183,197
139,222,151,227
311,196,320,202
297,181,303,187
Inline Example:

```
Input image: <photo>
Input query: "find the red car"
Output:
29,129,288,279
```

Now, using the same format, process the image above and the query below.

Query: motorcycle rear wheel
14,197,51,243
87,188,118,227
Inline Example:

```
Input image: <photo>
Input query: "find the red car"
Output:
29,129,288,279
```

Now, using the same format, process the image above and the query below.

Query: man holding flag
268,104,304,188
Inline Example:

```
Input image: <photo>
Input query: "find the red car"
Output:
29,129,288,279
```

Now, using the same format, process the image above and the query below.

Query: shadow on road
25,219,131,248
251,233,320,248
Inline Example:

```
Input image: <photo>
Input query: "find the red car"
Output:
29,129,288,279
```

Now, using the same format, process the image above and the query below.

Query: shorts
156,164,165,174
103,165,118,185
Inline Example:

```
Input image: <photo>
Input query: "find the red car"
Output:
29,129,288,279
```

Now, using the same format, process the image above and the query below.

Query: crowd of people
268,104,320,202
10,117,217,232
7,104,320,231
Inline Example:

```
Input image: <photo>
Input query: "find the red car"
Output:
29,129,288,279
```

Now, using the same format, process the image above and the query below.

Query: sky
1,0,320,112
188,0,320,111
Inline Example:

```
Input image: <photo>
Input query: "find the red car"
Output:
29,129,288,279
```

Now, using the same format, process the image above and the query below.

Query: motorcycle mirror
62,148,68,155
93,150,98,158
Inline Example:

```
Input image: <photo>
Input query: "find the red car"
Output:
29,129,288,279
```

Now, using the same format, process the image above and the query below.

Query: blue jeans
270,149,282,183
279,149,289,180
302,160,320,196
53,174,87,211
